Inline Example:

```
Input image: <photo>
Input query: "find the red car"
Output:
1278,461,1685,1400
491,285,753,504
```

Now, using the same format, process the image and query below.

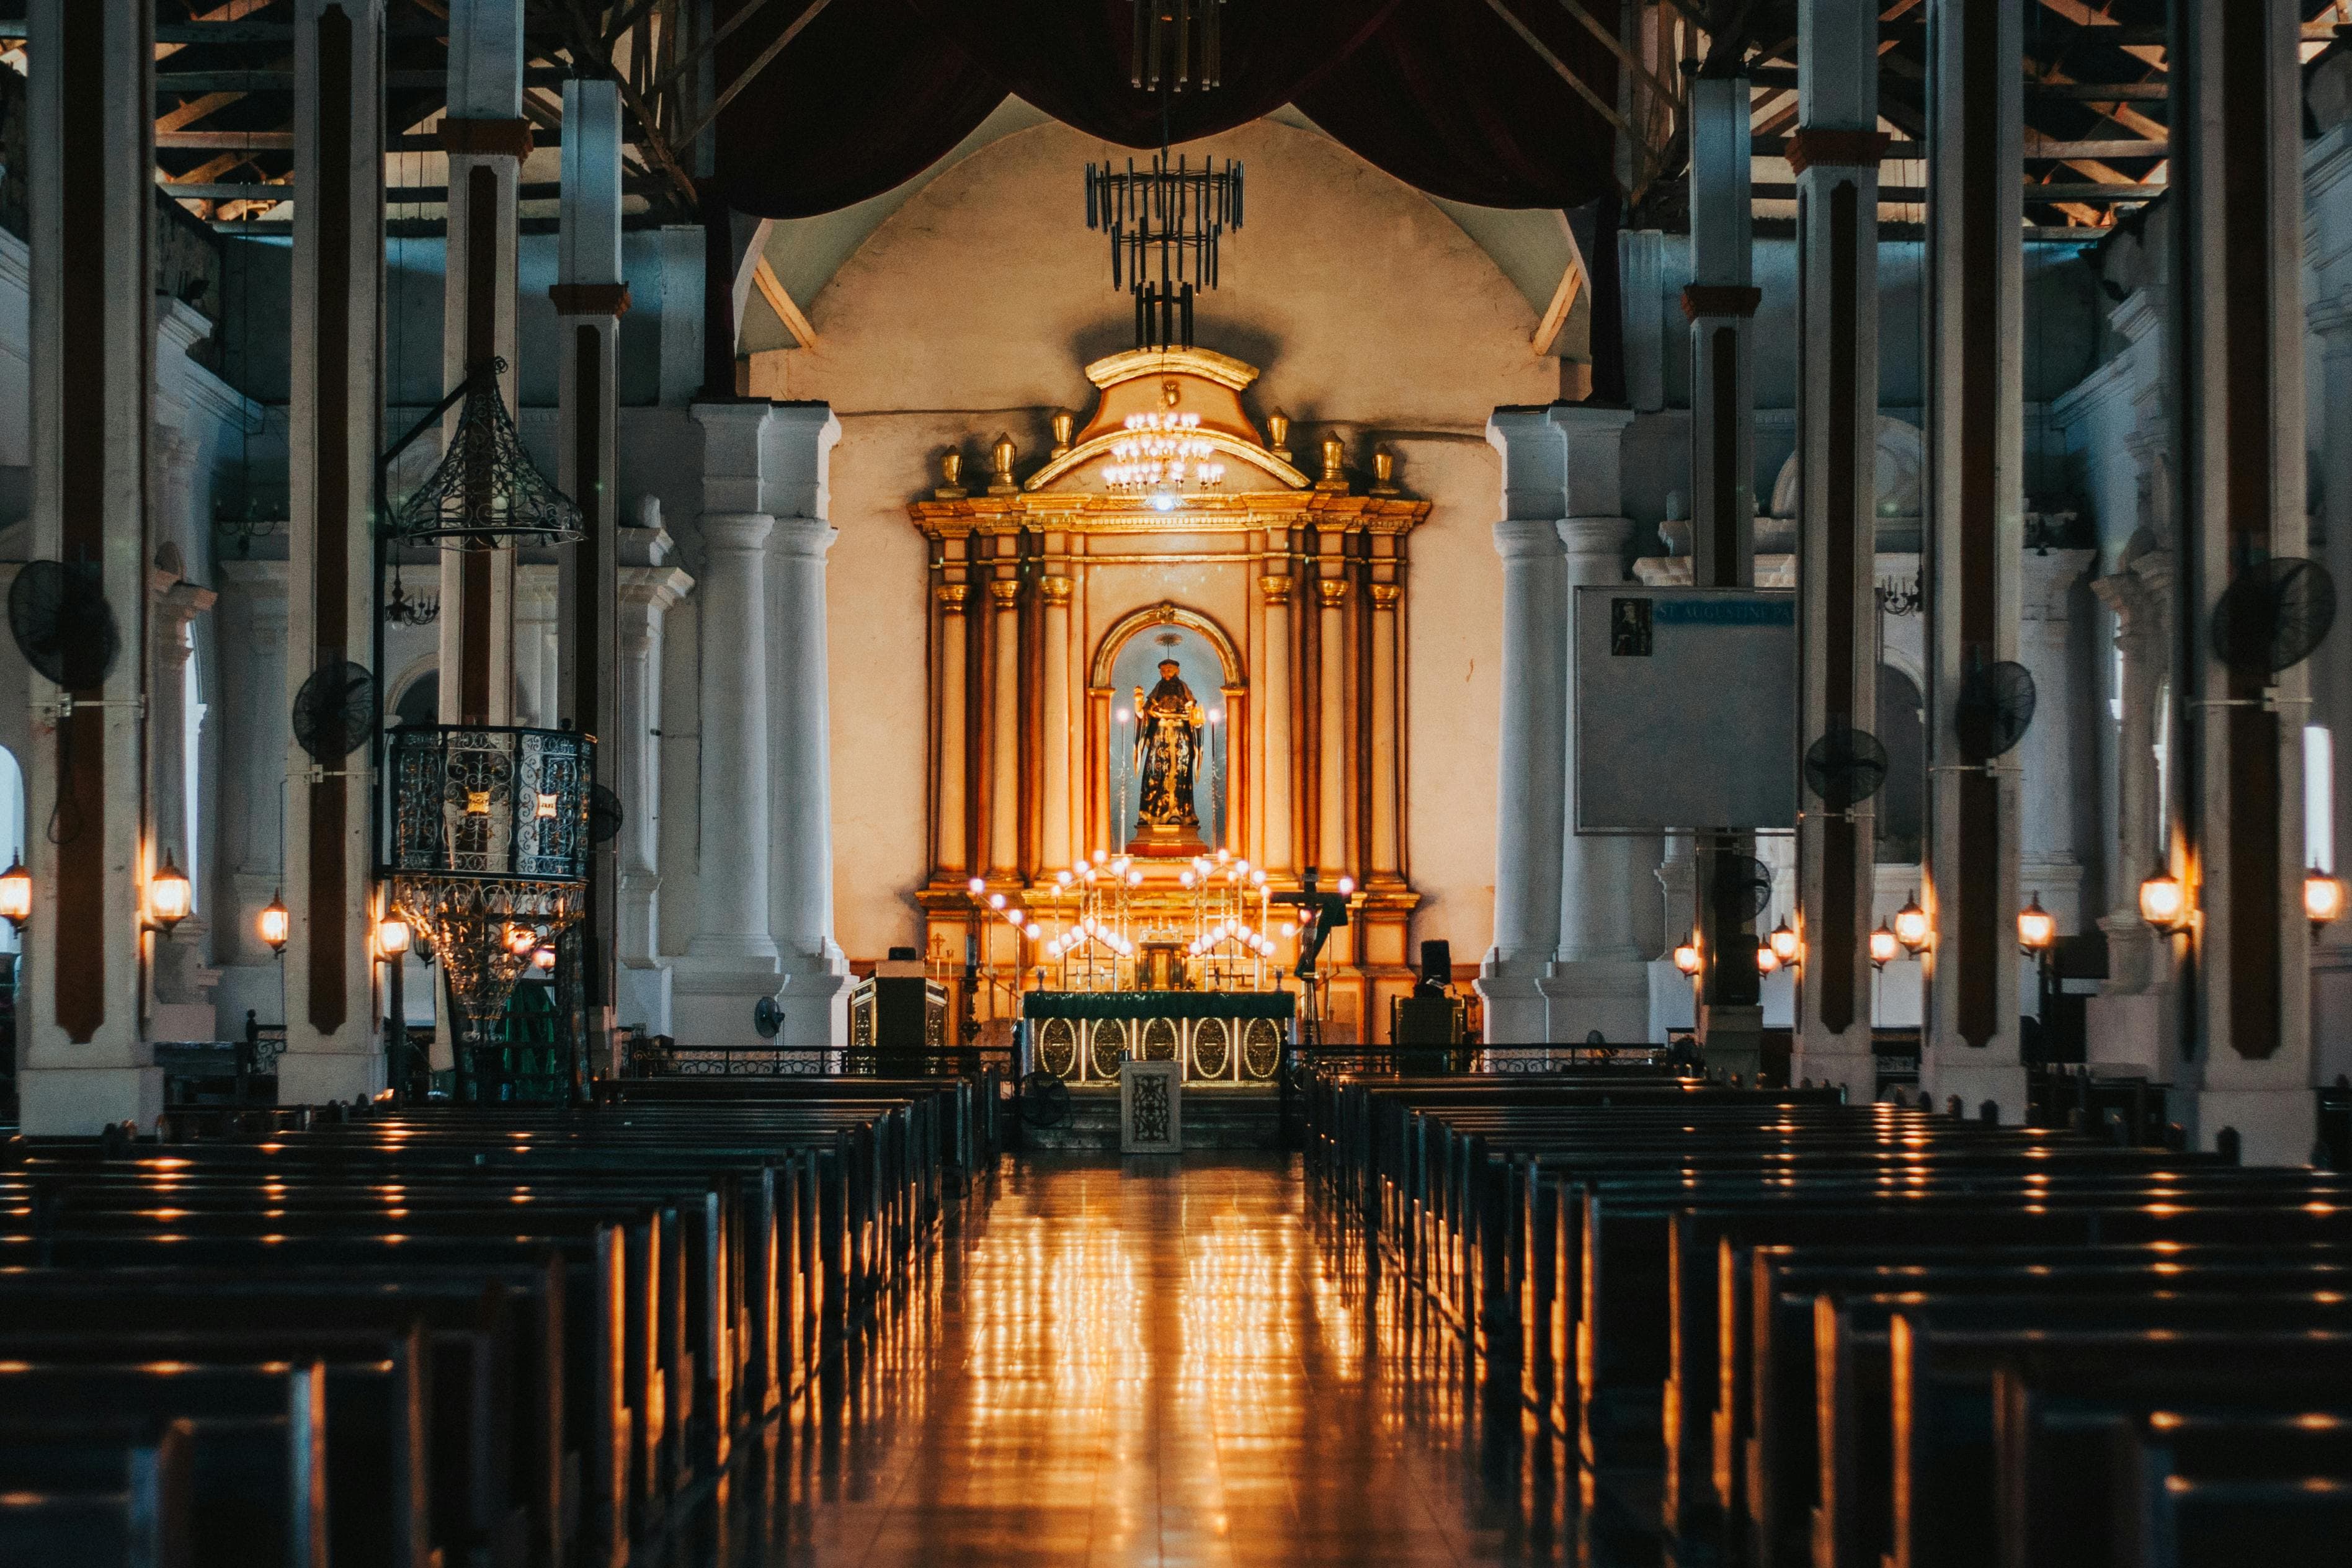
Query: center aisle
715,1155,1578,1567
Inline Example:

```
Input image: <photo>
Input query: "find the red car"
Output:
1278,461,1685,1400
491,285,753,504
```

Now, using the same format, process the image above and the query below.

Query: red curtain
713,0,1621,220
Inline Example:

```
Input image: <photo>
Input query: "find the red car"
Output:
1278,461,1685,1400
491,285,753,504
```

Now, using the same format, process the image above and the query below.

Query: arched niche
1089,600,1244,690
1095,606,1241,852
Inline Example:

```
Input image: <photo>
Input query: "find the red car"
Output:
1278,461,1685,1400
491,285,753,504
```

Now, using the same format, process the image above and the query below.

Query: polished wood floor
670,1154,1590,1566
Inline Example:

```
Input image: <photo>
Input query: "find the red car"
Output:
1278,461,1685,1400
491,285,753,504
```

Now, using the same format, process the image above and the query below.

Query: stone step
1013,1086,1283,1152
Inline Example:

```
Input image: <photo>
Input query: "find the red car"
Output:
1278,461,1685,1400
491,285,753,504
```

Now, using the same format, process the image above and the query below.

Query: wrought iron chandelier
383,561,439,627
386,356,584,551
383,724,593,1046
1087,154,1244,351
1131,0,1226,92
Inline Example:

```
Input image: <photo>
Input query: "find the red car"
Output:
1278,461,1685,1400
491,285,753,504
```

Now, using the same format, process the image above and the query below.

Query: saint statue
1132,657,1205,837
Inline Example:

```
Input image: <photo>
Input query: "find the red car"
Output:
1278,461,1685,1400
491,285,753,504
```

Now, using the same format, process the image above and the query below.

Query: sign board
1574,586,1797,834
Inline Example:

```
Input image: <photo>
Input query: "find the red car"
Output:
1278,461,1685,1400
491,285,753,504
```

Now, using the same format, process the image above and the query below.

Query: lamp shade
258,889,290,953
2308,868,2345,927
377,913,413,958
147,851,192,930
1868,923,1899,969
1892,894,1930,953
2140,867,2186,929
1672,936,1701,976
1768,918,1800,964
0,856,31,930
2016,894,2056,952
1755,942,1779,975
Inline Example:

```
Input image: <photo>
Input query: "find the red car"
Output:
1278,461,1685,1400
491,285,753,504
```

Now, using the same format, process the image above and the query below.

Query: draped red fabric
713,0,1620,220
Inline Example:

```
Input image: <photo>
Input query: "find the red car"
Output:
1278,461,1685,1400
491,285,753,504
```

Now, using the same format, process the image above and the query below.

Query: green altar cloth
1022,991,1296,1022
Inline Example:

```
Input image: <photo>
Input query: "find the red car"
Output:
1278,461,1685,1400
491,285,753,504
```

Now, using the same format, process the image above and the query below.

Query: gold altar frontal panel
1028,1012,1286,1088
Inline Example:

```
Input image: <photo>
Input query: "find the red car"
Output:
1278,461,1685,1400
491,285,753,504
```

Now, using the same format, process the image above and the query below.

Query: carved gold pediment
911,345,1430,538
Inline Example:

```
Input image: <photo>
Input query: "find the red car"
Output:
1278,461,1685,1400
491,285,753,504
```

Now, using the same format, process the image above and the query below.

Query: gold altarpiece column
909,349,1428,1044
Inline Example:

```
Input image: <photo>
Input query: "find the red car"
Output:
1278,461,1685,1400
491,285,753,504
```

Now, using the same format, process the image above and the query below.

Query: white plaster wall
770,116,1563,966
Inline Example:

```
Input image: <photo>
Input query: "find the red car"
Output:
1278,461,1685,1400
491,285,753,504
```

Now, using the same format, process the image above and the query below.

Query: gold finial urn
1267,408,1291,463
989,433,1019,493
1370,447,1399,496
1318,434,1348,491
935,450,966,499
1050,409,1075,458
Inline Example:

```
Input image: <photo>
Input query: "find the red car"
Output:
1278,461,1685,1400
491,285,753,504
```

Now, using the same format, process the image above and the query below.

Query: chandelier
1102,411,1226,496
386,357,585,551
1085,153,1244,350
383,561,439,627
383,724,592,1045
1132,0,1226,92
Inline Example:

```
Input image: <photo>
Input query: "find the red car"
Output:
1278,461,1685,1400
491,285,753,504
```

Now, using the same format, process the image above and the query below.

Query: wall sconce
531,943,557,972
1767,917,1800,968
2016,893,2056,955
258,889,290,956
2139,866,2187,930
376,912,413,960
145,850,192,937
2307,868,2345,930
1868,923,1899,971
1755,940,1780,975
1892,893,1930,955
1672,935,1701,976
0,856,31,933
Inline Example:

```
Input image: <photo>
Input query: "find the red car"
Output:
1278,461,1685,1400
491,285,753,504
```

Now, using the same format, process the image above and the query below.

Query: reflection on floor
665,1155,1608,1567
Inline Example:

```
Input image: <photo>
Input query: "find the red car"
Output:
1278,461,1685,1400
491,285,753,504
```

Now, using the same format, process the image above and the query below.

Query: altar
908,346,1432,1043
1022,991,1293,1087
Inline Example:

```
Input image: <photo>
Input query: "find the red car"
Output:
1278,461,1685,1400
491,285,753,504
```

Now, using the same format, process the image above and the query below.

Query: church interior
5,0,2352,1564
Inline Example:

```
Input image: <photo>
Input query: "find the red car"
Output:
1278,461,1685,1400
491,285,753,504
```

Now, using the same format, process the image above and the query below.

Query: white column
933,584,971,876
1040,576,1074,873
672,403,781,1045
18,0,158,1132
987,575,1022,877
2086,556,2170,1071
1316,571,1348,877
437,0,524,728
1619,228,1667,416
1258,572,1294,872
2017,545,2096,935
1686,71,1759,590
1536,406,1651,1045
768,497,850,1048
2314,298,2352,1084
615,559,689,1036
1921,0,2027,1124
148,576,218,1041
553,76,628,1072
2165,1,2314,1163
687,512,775,961
1789,0,1886,1095
211,563,289,1037
1476,408,1569,1044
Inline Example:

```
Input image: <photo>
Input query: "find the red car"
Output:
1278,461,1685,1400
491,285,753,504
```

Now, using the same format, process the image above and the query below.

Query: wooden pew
0,1421,194,1568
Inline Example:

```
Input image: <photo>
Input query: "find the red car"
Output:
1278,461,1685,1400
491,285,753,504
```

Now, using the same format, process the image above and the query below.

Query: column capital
1558,516,1633,558
987,577,1021,608
1039,574,1073,607
619,563,694,617
1494,518,1567,560
769,516,839,559
701,512,775,555
1258,573,1293,605
2312,293,2352,342
436,118,533,158
548,282,631,318
1316,577,1350,610
1369,582,1402,610
2020,546,2095,621
936,582,971,614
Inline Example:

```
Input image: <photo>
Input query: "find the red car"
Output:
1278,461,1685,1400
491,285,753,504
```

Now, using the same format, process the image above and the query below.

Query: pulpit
909,346,1432,1043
